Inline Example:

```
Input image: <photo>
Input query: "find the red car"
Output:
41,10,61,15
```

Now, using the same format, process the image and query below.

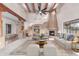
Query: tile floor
10,39,78,56
0,37,78,56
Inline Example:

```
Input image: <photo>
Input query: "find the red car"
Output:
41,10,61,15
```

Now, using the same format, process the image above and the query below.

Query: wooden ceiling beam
0,3,25,21
0,4,7,12
38,3,41,10
44,3,48,9
25,3,31,12
32,3,35,12
49,3,56,12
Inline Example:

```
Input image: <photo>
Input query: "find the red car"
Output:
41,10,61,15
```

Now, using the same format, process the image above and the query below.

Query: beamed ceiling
22,3,61,29
22,3,59,13
0,3,62,22
0,3,64,30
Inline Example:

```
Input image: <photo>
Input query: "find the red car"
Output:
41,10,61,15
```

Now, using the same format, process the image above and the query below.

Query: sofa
54,37,72,50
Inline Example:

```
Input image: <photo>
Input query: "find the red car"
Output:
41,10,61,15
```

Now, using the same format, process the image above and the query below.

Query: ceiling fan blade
42,7,47,11
42,11,46,15
41,10,49,13
43,10,49,12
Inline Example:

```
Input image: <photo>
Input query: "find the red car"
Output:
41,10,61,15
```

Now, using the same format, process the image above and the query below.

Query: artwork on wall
6,24,11,34
34,25,40,34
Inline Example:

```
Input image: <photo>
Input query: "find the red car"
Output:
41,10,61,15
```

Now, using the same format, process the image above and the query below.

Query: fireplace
49,31,55,36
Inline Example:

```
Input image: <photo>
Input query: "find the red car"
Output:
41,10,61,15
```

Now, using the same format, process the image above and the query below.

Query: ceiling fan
36,3,49,15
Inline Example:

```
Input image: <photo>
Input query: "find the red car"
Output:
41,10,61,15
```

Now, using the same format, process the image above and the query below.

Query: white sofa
54,37,72,49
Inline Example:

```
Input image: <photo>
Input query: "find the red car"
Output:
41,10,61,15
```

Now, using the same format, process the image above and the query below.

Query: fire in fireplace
49,31,55,36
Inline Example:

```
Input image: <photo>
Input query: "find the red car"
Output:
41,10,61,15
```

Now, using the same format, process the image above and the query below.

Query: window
6,24,11,34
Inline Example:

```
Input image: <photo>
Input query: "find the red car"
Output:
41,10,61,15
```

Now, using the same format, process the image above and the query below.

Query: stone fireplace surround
48,28,57,36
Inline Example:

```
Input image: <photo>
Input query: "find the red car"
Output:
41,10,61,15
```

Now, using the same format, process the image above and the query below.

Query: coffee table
35,40,47,48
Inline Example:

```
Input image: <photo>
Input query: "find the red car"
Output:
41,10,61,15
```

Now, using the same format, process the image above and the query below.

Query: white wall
2,12,20,35
57,3,79,33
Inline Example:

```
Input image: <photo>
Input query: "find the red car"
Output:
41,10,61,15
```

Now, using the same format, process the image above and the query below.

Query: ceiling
20,3,62,29
21,3,59,13
3,3,63,30
0,3,64,30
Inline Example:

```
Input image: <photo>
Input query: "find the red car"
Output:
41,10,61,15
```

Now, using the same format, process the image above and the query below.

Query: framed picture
34,26,40,33
34,28,40,33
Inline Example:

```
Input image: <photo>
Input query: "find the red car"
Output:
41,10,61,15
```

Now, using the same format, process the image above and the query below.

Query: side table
72,41,79,52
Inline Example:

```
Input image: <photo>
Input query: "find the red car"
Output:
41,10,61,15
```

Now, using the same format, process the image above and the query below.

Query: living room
0,2,79,57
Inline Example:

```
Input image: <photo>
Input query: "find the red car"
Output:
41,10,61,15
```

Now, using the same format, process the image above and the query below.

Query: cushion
66,34,74,41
